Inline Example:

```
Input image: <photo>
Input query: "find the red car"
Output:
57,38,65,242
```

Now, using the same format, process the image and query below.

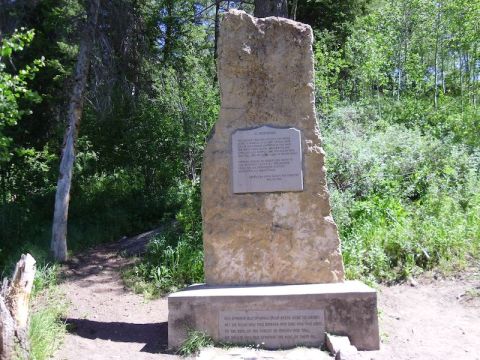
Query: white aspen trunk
291,0,298,20
433,3,441,108
397,66,401,101
214,0,220,62
51,0,100,261
473,32,478,108
460,52,464,113
254,0,288,18
441,45,446,94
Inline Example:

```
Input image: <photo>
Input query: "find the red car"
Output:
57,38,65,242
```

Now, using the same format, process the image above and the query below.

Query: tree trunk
291,0,298,20
0,254,36,360
460,52,464,113
51,0,100,262
433,3,441,108
214,0,220,62
0,296,15,360
254,0,288,18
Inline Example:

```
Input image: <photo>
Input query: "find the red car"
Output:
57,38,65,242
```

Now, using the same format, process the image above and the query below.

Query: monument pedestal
169,10,380,354
168,281,379,351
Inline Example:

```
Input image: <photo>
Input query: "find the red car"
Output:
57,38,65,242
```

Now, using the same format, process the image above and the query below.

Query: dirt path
372,269,480,360
53,236,480,360
53,234,181,360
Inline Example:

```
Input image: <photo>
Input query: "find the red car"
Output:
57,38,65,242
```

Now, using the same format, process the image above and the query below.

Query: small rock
407,277,418,287
326,333,359,360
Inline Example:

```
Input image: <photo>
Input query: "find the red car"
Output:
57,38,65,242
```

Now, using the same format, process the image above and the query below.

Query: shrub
322,104,480,282
124,179,204,296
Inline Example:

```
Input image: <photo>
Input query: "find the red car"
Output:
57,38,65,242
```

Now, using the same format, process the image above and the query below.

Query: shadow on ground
64,318,171,354
59,226,165,283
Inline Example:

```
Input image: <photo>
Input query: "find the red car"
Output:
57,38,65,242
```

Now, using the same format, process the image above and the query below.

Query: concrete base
168,281,379,351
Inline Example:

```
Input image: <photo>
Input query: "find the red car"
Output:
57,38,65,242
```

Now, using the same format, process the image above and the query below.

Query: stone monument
168,10,379,351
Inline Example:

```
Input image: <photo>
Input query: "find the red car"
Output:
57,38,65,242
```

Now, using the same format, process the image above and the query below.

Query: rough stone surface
202,9,344,285
168,281,380,351
326,334,359,360
197,346,332,360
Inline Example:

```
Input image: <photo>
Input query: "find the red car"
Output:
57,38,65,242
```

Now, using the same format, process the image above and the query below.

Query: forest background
0,0,479,293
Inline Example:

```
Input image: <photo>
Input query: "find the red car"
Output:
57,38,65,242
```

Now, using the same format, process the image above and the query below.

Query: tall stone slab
202,10,345,285
168,10,379,352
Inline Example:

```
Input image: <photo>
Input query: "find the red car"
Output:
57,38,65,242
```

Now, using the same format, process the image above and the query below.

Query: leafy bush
0,29,44,162
322,104,480,282
124,179,204,296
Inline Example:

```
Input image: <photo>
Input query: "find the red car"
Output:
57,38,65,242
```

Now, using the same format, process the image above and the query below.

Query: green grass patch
123,179,204,296
123,231,204,297
29,264,67,360
178,330,214,357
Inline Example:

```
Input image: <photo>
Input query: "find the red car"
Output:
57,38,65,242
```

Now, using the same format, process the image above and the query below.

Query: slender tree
254,0,288,18
51,0,100,261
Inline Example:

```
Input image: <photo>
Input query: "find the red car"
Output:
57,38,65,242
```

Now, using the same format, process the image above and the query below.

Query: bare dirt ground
372,268,480,360
52,234,480,360
53,230,182,360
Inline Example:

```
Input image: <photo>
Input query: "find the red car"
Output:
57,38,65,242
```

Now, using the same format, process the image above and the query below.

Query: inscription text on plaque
231,126,303,193
219,309,325,348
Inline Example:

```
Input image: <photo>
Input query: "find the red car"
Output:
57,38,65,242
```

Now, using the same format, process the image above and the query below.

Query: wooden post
0,296,15,360
0,254,36,360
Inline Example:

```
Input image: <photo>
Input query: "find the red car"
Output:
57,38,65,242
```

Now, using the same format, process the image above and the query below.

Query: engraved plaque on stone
219,309,325,348
231,126,303,193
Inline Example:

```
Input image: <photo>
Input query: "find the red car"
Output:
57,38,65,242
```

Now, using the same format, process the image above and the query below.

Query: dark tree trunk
51,0,100,262
254,0,288,18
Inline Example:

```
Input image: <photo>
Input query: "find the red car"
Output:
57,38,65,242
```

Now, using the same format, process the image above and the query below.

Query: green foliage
0,0,219,270
124,232,204,297
0,29,44,161
124,179,204,297
32,263,59,296
0,0,478,295
295,0,371,44
314,30,346,113
312,0,479,282
178,330,213,357
0,29,52,269
322,104,480,282
29,264,67,360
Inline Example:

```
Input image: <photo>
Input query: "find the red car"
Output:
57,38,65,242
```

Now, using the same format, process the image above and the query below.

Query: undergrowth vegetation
1,1,478,358
127,100,480,295
29,263,67,360
323,103,480,282
123,180,204,297
177,330,214,356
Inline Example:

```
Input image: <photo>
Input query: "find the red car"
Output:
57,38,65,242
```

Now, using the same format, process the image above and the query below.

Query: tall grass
123,232,204,297
29,263,67,360
123,179,204,297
